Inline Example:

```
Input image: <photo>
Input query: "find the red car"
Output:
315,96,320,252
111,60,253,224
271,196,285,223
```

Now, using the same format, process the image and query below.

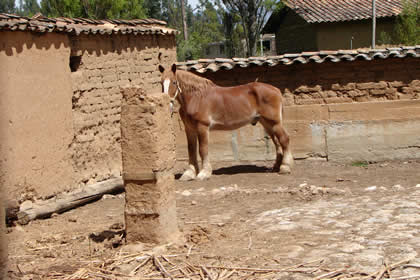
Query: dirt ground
5,159,420,279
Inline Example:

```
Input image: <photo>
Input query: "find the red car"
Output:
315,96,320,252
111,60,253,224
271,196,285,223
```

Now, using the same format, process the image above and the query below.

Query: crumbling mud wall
203,58,419,105
69,34,176,188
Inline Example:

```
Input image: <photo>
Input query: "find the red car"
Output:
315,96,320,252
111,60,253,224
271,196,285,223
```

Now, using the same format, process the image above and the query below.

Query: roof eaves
177,46,419,73
0,13,178,36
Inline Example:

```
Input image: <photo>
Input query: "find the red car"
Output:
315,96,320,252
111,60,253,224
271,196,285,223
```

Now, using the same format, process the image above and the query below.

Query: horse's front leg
196,123,212,180
180,129,200,181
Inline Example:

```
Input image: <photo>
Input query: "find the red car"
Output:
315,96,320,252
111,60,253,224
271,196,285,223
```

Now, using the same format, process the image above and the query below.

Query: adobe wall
0,31,75,201
69,34,176,188
174,58,420,163
0,30,176,202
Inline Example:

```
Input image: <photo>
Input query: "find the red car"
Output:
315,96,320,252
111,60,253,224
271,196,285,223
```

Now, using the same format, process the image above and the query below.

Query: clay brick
79,82,93,91
295,85,322,93
370,89,386,96
348,89,367,97
389,81,405,88
355,96,371,102
409,80,420,88
142,65,156,73
331,83,356,91
357,81,387,90
102,74,118,83
402,87,415,95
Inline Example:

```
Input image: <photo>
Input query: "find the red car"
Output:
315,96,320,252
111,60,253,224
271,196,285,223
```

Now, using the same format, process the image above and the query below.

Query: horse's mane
176,70,215,97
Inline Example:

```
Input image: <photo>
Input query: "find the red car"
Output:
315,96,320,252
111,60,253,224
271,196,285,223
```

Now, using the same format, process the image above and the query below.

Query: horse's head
158,63,179,99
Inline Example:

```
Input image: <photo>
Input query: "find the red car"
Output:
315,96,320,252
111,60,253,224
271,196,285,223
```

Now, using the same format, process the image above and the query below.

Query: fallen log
17,177,124,225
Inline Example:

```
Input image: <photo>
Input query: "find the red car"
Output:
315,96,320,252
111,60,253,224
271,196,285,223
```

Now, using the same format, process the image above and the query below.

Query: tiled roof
285,0,412,23
177,46,420,73
0,13,178,36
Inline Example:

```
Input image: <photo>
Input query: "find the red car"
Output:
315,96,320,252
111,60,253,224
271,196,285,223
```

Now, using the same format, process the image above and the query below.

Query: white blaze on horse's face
163,79,170,94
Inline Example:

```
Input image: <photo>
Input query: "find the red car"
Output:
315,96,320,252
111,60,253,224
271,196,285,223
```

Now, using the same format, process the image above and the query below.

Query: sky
188,0,200,9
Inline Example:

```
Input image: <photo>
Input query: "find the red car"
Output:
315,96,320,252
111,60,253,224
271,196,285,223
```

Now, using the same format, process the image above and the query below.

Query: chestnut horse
159,64,293,181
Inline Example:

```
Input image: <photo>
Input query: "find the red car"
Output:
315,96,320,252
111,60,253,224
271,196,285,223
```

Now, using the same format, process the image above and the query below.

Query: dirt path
6,159,420,279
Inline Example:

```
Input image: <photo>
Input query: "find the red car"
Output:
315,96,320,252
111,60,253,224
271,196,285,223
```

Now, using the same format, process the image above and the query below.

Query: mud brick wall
1,30,176,202
69,34,176,187
203,58,420,105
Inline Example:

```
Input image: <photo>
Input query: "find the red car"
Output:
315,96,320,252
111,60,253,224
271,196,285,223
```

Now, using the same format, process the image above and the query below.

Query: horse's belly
210,118,256,131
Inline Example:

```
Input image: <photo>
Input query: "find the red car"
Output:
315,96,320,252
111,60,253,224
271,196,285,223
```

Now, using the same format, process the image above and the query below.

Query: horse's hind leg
263,128,282,172
196,123,212,180
274,124,294,174
180,129,199,181
261,119,293,174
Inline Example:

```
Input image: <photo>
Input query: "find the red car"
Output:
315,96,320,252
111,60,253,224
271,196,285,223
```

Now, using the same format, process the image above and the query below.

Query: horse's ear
171,63,177,74
158,65,165,73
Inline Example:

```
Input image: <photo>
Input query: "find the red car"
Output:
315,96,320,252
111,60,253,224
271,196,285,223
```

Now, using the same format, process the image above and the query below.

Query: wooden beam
17,177,123,225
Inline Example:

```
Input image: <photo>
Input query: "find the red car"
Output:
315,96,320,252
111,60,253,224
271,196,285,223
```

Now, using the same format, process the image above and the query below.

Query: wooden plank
123,172,156,182
17,177,123,225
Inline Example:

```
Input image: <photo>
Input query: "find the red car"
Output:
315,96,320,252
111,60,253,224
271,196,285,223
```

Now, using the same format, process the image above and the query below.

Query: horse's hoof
197,171,211,181
179,169,196,181
279,165,291,174
272,165,280,172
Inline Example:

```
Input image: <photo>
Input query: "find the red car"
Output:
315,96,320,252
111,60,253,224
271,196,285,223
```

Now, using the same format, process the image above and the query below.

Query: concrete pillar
120,87,179,244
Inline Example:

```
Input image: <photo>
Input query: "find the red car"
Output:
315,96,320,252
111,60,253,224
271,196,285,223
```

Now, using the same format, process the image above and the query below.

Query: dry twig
154,255,174,279
130,255,151,276
314,269,346,280
200,266,214,280
389,276,420,280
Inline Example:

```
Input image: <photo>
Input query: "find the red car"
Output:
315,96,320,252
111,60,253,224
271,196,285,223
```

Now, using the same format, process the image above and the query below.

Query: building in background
263,0,411,54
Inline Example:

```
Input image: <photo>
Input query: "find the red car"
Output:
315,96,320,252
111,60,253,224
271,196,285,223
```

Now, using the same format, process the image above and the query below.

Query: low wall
174,100,420,163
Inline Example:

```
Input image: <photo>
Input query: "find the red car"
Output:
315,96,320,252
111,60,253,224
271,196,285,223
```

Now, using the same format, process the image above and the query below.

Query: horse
159,63,294,181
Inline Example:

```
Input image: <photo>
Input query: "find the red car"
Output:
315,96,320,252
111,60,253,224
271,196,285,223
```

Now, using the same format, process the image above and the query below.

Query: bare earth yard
6,159,420,279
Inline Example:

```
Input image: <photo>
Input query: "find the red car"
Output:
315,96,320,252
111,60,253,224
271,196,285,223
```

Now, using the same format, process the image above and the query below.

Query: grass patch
351,161,369,167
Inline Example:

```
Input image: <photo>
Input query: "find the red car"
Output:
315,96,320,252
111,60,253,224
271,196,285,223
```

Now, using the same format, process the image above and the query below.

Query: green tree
221,0,282,56
0,0,16,13
40,0,84,18
395,0,419,45
176,0,225,61
40,0,146,19
145,0,163,19
20,0,41,17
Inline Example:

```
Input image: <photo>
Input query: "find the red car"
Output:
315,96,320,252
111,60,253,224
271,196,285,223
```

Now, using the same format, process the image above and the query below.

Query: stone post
120,87,179,244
